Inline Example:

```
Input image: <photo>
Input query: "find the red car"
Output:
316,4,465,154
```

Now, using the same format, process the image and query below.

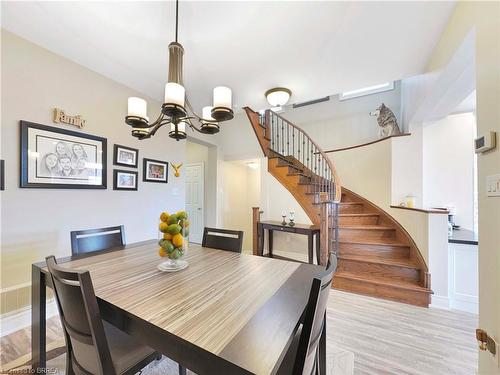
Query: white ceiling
1,1,455,113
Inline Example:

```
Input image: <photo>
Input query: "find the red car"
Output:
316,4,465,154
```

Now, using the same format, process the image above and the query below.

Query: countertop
449,228,478,245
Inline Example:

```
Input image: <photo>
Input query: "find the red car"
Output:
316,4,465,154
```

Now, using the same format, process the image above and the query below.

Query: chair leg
179,364,187,375
66,353,75,375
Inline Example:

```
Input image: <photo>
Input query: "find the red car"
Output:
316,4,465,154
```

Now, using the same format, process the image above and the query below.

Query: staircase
245,107,432,307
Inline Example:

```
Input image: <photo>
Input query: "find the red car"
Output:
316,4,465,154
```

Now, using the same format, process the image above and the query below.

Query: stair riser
332,277,430,307
339,216,379,225
339,243,410,259
338,259,420,283
339,204,364,214
339,228,396,241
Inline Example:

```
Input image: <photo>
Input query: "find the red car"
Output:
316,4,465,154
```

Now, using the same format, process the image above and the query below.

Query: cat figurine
369,103,401,138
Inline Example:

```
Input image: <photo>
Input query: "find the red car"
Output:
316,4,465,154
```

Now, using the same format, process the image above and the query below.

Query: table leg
308,234,313,264
318,312,326,375
268,230,274,258
258,225,265,256
31,265,46,371
179,364,187,375
316,233,321,265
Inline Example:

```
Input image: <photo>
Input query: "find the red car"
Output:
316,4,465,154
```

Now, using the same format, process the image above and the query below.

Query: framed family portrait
113,169,138,191
113,144,139,168
143,158,168,183
20,121,107,189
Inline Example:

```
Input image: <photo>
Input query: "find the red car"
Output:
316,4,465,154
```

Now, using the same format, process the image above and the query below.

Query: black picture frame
113,144,139,168
0,160,4,191
143,158,169,183
113,169,138,191
20,121,107,189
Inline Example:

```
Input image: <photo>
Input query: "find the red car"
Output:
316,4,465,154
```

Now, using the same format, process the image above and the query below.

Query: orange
163,233,173,240
158,247,168,257
160,212,170,222
172,233,183,248
159,222,169,233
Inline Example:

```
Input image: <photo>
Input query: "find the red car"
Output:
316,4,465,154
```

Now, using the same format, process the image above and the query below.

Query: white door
185,162,204,244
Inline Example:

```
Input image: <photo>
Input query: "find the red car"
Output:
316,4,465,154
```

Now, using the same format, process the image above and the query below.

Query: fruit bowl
157,210,189,272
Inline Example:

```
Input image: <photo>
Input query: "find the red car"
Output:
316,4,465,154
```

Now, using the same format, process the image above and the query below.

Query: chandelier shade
124,0,233,141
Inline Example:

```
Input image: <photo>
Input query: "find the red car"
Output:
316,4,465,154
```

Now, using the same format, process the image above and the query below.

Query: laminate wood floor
0,290,478,375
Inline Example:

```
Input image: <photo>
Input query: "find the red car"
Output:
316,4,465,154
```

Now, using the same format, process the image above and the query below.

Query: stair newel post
319,196,329,267
252,207,263,256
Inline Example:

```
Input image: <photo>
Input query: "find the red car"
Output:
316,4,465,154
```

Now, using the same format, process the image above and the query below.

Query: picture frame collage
17,120,169,191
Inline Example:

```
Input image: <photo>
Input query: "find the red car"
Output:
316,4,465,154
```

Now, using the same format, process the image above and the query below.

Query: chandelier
125,0,234,141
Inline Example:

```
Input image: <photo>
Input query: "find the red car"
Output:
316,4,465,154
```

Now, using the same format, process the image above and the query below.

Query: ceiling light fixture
125,0,234,141
265,87,292,107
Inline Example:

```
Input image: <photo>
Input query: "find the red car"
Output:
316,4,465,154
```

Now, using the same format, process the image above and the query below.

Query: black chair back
293,253,337,375
70,225,125,255
202,227,244,253
45,256,116,375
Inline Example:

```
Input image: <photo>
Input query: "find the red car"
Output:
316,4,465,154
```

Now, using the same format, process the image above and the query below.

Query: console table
257,220,320,264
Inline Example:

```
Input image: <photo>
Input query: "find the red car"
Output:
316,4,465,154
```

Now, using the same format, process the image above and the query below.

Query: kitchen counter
448,228,478,245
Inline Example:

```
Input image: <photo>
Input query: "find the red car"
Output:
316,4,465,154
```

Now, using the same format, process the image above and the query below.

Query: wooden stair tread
340,225,395,231
339,213,379,217
338,254,419,269
339,239,409,247
335,271,431,293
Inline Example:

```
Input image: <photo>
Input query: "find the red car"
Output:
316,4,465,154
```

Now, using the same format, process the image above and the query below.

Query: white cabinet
448,242,479,313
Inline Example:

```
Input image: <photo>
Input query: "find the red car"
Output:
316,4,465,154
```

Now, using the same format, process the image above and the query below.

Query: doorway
185,162,204,244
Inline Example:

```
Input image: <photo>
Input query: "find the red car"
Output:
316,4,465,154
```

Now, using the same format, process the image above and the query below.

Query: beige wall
221,160,260,252
425,3,500,373
0,30,190,313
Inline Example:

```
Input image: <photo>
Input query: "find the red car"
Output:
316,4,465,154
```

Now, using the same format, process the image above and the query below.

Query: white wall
186,139,218,228
0,31,191,311
284,81,402,151
423,113,476,230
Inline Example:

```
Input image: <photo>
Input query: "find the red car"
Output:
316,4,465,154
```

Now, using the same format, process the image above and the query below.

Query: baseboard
0,299,57,337
430,294,450,309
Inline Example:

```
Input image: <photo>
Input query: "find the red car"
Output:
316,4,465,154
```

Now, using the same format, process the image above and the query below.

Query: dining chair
202,227,244,253
70,225,125,255
277,253,338,375
45,255,159,375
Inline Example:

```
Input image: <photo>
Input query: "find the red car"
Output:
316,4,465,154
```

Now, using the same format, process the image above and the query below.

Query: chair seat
277,326,302,375
104,321,157,374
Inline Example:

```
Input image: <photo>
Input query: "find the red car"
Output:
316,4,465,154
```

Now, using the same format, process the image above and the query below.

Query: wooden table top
38,241,323,374
259,220,319,231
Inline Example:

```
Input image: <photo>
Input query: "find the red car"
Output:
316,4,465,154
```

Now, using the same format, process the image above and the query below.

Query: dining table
31,240,326,375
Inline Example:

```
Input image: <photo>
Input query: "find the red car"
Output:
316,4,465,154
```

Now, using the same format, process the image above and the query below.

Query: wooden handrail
265,109,342,203
323,133,411,154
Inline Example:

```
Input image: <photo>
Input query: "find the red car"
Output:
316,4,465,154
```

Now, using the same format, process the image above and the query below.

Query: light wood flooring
0,290,478,374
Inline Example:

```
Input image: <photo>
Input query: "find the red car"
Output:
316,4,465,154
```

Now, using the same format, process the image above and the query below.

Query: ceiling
1,1,455,113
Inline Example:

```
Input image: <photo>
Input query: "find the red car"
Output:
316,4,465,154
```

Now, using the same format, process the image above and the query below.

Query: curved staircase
245,107,432,307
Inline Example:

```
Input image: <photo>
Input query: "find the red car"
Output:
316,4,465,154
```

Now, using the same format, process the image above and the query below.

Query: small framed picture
113,169,138,191
113,144,139,168
143,158,168,183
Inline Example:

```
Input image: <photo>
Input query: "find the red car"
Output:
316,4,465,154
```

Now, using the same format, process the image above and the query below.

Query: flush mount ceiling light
125,0,234,141
265,87,292,107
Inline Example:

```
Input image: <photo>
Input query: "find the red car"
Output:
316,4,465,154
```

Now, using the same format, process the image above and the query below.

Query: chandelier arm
148,120,170,137
185,98,204,121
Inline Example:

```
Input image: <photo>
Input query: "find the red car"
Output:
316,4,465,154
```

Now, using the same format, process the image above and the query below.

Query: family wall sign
53,108,87,128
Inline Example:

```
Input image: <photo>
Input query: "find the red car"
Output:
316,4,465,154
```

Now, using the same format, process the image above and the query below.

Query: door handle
197,208,202,210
